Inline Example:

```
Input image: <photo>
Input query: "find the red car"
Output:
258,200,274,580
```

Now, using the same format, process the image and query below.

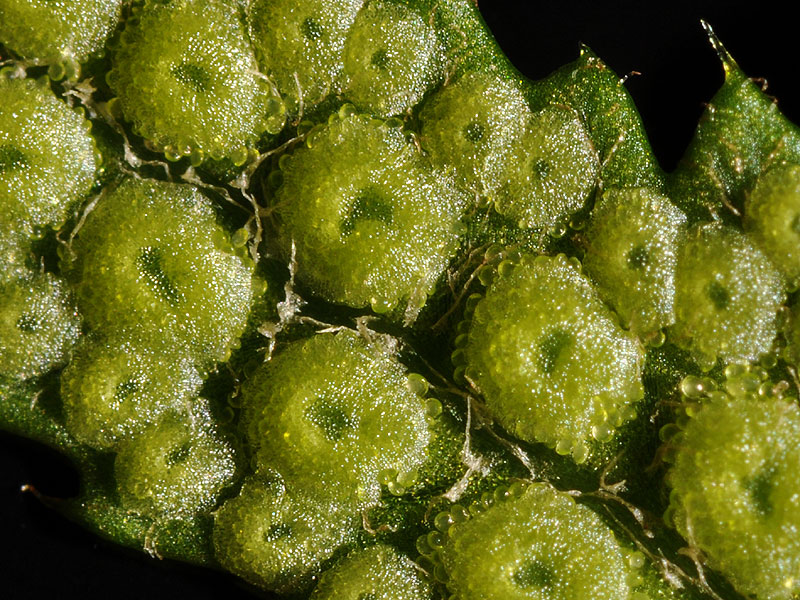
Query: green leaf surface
669,23,800,222
2,3,799,600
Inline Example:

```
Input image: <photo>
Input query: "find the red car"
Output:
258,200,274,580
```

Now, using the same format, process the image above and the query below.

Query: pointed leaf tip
701,20,739,74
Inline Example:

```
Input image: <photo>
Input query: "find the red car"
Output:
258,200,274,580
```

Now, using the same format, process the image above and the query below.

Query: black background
2,1,798,598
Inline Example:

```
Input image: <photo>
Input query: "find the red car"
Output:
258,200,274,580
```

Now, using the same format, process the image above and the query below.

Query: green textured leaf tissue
2,2,799,599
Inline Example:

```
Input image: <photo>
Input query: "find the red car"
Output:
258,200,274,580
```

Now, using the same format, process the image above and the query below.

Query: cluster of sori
2,1,800,600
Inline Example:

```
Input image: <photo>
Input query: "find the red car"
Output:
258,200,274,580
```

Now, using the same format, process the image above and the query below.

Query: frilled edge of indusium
663,365,800,600
0,0,124,77
2,3,800,600
455,252,644,463
238,330,438,512
270,111,466,321
419,482,646,600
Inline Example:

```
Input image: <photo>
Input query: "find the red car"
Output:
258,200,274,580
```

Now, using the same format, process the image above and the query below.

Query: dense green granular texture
61,337,203,450
213,472,359,594
240,330,433,511
583,187,687,337
107,0,284,162
5,2,800,597
786,304,800,368
0,271,81,380
492,106,599,231
64,177,254,365
342,1,443,117
419,71,530,195
310,544,432,600
0,0,123,66
274,113,465,320
248,0,363,111
438,483,634,600
669,223,784,370
744,163,800,287
115,401,236,519
0,229,28,280
0,77,98,236
666,368,800,599
459,254,644,462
